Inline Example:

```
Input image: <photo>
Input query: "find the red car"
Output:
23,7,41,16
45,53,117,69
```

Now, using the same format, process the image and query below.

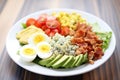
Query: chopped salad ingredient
16,25,44,45
60,27,70,36
52,12,86,30
71,23,103,62
26,18,36,27
50,33,78,55
19,45,37,62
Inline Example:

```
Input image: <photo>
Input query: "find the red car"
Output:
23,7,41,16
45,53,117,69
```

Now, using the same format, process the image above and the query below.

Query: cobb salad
16,12,112,69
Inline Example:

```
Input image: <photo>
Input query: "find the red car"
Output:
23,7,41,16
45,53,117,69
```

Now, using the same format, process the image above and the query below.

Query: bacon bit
89,60,94,64
74,29,86,37
86,31,98,39
86,45,93,52
71,23,103,63
88,51,94,60
71,37,84,44
76,23,92,32
69,29,75,36
75,47,88,55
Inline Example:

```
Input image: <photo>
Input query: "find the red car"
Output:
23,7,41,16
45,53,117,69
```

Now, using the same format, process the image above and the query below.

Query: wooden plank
0,0,7,13
0,0,24,53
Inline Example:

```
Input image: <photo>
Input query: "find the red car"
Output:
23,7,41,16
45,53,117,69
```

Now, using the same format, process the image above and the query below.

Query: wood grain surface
0,0,120,80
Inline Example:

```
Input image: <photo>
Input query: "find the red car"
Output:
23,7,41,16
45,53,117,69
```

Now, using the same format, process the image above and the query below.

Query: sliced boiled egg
19,45,37,62
36,42,53,59
28,32,49,45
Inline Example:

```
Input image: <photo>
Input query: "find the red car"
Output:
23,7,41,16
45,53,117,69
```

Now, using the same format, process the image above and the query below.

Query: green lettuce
90,22,112,52
21,23,27,29
96,32,112,52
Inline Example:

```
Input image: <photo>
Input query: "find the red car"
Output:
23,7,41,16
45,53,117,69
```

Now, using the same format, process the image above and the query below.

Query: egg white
36,42,53,59
19,45,37,62
28,32,50,46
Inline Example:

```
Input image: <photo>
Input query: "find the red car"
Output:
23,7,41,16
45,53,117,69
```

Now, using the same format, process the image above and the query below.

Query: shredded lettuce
21,23,27,29
96,32,112,52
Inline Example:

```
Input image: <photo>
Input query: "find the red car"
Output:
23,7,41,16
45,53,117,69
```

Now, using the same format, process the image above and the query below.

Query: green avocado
46,54,63,67
70,55,80,68
52,55,69,68
39,54,56,66
75,54,83,66
62,56,74,68
81,53,88,64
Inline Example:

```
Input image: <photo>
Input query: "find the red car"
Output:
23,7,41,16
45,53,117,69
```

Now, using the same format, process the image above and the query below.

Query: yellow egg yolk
23,48,35,56
39,44,51,53
33,35,45,45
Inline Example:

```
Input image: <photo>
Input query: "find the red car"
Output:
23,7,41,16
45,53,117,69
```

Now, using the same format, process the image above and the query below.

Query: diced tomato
34,14,47,28
45,29,51,35
60,27,70,36
41,25,48,31
37,17,47,25
46,20,61,32
52,29,59,33
26,18,36,27
49,31,55,37
34,21,42,28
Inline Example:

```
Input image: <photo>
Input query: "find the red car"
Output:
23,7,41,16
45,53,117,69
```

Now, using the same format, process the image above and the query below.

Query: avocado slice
75,54,83,66
62,56,74,68
52,55,69,68
70,55,80,68
46,54,63,67
39,54,56,66
81,53,88,64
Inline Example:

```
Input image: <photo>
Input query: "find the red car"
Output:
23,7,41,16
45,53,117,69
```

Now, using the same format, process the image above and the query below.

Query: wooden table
0,0,120,80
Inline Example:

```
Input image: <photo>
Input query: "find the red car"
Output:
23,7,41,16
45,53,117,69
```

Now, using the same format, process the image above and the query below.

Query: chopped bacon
69,29,75,36
88,51,94,60
76,23,92,32
75,46,88,55
71,37,84,44
74,29,86,37
89,60,94,64
86,31,98,39
71,23,103,63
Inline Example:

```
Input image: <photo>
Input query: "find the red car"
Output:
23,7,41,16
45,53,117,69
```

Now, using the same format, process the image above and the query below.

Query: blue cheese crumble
49,33,78,55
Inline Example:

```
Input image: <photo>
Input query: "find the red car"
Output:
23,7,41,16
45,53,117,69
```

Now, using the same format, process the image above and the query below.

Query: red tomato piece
46,20,61,32
60,27,70,36
34,21,42,28
52,29,59,33
35,14,48,28
41,25,48,31
26,18,36,27
37,17,47,25
49,31,55,37
45,29,51,35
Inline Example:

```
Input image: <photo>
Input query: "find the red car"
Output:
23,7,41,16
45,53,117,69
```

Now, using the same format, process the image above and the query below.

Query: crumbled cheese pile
49,33,78,55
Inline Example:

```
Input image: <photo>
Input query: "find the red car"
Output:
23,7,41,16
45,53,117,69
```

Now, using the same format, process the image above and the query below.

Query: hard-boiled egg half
36,42,53,59
28,32,49,46
19,45,37,62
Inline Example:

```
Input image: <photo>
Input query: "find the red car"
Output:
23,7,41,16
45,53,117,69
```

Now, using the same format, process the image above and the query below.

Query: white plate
6,9,116,76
